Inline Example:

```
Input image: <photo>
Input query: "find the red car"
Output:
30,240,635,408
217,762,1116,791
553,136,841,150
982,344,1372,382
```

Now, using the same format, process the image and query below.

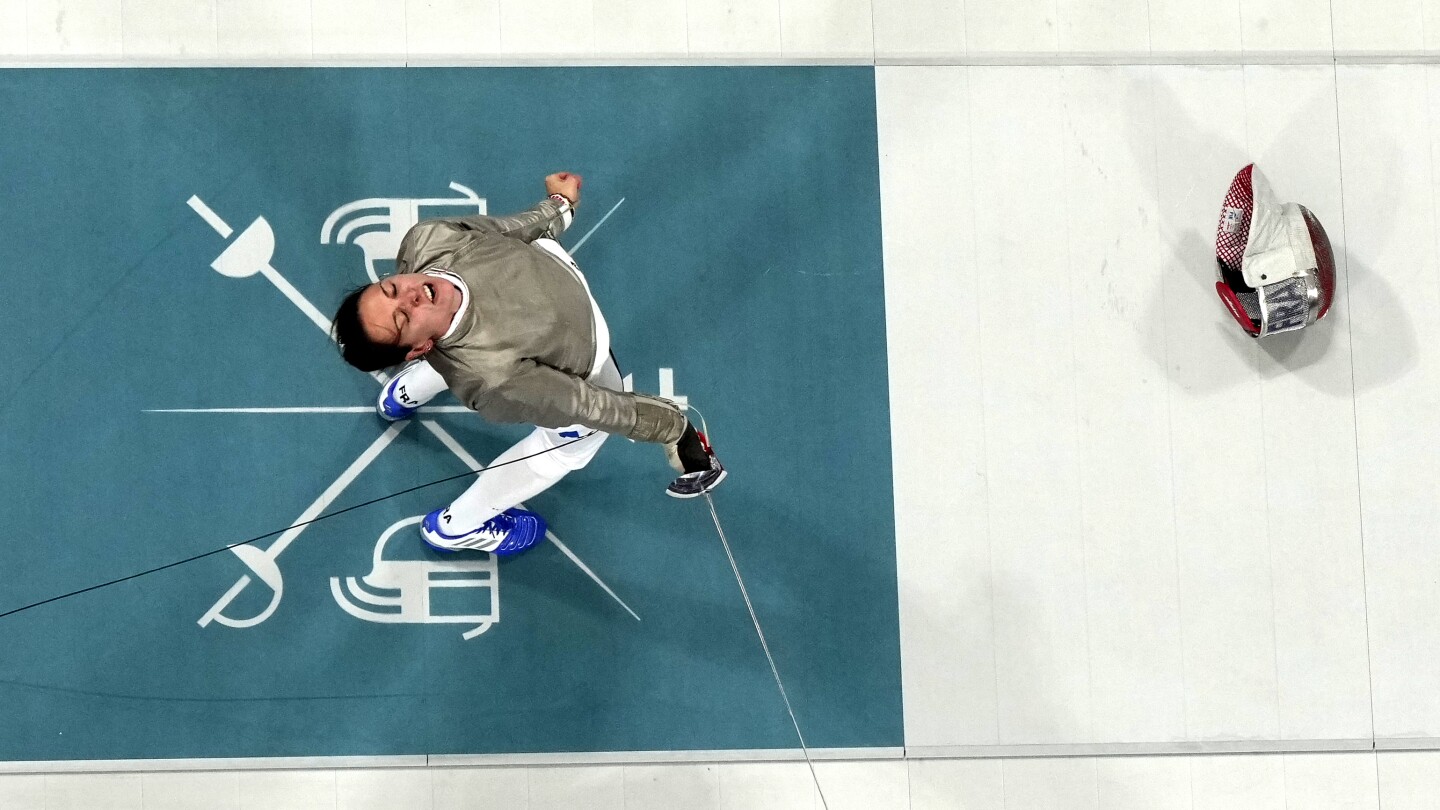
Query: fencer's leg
420,426,608,554
377,359,448,421
439,356,620,531
421,357,620,553
439,425,610,532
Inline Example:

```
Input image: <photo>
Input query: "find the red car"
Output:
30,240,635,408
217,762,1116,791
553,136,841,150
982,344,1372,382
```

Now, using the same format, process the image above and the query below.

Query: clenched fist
545,172,582,207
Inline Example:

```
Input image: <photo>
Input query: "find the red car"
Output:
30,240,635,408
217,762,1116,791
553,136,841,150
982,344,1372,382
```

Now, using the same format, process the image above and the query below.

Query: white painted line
187,195,232,238
420,420,641,622
266,422,409,560
197,575,252,626
198,421,411,628
658,367,687,409
568,197,625,255
260,264,335,339
419,420,486,473
544,534,642,622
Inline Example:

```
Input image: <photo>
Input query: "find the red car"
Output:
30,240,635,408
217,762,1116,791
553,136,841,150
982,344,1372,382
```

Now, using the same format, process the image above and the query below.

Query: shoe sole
488,517,543,556
420,518,486,553
423,513,545,554
666,468,728,499
492,536,541,556
421,534,458,553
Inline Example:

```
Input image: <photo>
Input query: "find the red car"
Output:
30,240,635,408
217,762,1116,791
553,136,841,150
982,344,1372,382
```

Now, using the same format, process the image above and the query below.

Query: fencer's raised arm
438,172,580,242
441,196,570,239
393,206,557,274
453,360,686,445
393,174,582,271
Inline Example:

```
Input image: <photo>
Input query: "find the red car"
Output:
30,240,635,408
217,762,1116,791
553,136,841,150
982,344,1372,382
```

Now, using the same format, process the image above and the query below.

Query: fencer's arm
442,196,573,243
457,361,686,445
393,199,571,272
440,172,582,243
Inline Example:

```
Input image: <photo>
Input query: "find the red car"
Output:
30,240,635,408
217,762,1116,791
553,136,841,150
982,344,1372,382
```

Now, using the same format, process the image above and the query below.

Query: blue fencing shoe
376,364,424,421
421,507,547,556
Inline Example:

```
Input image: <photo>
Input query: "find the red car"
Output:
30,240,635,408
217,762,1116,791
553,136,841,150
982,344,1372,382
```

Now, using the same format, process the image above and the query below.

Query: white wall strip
20,739,1440,774
906,739,1380,760
5,53,1440,68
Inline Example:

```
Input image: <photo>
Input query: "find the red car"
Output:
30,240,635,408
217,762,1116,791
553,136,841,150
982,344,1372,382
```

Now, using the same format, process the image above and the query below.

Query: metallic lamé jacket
395,199,685,444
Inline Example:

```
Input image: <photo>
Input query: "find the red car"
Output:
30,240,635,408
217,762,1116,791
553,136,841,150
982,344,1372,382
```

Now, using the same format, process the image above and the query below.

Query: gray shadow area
1130,69,1416,398
1256,250,1417,396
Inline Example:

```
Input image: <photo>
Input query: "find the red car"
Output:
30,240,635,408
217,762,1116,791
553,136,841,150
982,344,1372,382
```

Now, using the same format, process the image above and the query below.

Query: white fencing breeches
390,356,621,532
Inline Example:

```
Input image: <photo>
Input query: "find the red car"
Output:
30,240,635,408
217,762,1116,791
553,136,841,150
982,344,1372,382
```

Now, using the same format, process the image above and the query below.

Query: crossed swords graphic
176,195,641,629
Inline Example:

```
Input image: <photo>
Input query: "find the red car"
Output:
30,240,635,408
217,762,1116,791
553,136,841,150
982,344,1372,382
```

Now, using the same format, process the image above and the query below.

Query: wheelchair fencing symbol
321,181,486,282
330,516,499,640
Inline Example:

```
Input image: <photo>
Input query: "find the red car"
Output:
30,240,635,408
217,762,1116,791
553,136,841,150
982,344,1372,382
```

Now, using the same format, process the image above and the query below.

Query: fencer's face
357,274,459,359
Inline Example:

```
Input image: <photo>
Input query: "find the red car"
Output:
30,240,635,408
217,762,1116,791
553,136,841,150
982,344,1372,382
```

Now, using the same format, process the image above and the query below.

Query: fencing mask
1214,164,1336,337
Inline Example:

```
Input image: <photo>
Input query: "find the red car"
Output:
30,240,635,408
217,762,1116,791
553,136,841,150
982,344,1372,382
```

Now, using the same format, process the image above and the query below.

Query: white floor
6,0,1440,807
1,0,1433,63
7,752,1440,808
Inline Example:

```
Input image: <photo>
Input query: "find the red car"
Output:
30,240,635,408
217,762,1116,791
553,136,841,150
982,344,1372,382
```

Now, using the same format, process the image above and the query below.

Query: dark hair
333,284,408,372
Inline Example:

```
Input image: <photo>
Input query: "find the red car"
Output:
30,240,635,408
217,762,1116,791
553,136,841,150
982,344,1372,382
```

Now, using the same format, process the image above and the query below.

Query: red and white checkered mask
1214,164,1336,338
